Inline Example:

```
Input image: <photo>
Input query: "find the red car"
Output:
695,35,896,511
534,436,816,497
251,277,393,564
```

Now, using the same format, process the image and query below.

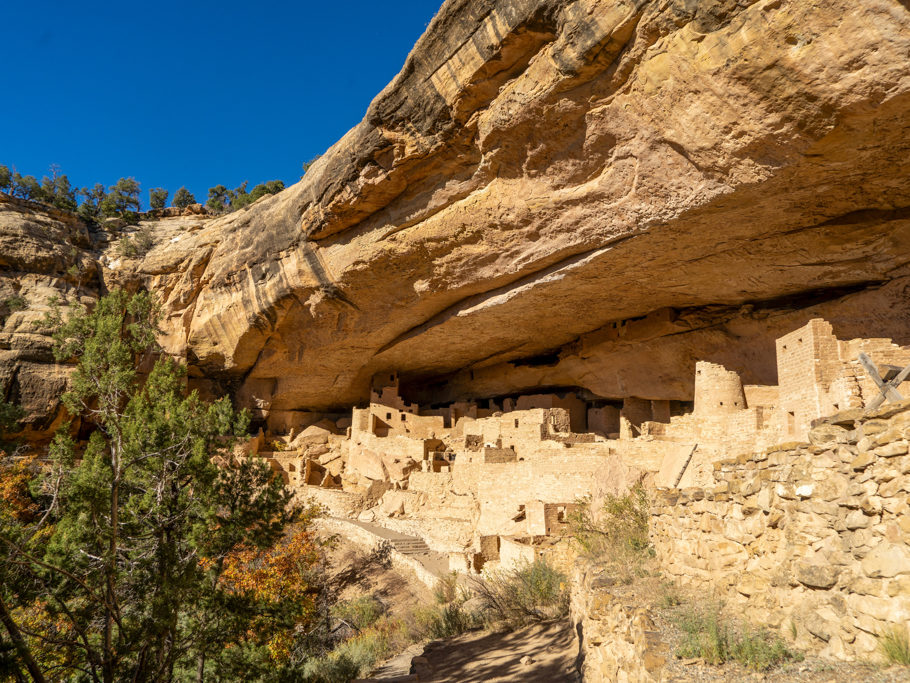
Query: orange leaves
0,454,39,523
205,524,324,662
218,525,320,604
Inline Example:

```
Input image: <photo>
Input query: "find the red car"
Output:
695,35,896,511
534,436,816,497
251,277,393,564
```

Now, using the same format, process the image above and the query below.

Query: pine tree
78,183,107,222
0,165,11,194
206,184,231,214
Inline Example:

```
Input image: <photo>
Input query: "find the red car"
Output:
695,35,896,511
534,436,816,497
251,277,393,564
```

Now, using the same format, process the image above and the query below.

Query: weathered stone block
796,483,815,498
859,420,890,437
851,451,875,471
856,436,877,454
809,423,851,445
875,441,909,458
862,543,910,578
845,510,875,529
847,577,885,597
795,561,840,589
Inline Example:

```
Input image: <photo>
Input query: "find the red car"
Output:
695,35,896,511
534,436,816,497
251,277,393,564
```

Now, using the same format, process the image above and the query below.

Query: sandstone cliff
5,0,910,429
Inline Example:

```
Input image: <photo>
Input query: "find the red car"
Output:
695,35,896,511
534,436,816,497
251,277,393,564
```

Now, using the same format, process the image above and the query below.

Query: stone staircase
389,537,432,556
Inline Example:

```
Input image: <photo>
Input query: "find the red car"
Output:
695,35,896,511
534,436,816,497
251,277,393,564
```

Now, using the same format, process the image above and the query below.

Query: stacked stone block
651,400,910,661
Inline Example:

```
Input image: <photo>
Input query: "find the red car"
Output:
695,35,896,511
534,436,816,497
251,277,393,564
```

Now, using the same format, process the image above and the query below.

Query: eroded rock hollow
4,0,910,433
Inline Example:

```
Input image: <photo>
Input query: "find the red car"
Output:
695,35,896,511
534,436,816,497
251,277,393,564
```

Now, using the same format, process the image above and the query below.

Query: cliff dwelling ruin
244,318,910,583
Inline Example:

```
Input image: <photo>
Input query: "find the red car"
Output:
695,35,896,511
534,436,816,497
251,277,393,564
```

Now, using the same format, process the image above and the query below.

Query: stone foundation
651,401,910,661
570,563,666,683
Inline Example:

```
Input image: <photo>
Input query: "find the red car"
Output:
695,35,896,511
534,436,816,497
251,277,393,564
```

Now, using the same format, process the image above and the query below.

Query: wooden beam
860,352,909,413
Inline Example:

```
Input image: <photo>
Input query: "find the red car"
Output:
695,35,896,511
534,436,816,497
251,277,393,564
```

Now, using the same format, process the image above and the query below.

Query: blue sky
1,1,441,206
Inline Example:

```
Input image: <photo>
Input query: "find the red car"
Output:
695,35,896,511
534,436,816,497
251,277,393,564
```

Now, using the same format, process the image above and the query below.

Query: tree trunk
195,652,205,683
104,444,121,683
0,593,47,683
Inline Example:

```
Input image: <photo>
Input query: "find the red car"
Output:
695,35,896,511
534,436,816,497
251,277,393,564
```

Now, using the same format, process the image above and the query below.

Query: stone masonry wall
475,453,643,536
651,401,910,661
570,562,666,683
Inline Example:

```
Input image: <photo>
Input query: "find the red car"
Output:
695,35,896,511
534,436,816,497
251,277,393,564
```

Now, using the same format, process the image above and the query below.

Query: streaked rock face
0,196,100,437
5,0,910,429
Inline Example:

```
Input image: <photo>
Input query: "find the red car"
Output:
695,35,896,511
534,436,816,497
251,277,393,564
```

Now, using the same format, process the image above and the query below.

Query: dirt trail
406,622,579,682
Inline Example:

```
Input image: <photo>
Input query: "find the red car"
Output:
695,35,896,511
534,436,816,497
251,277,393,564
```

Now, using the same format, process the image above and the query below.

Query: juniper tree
172,187,195,209
0,290,318,682
149,187,168,210
101,177,141,219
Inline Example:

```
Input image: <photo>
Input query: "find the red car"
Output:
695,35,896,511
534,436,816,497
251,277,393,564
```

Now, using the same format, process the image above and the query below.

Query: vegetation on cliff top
0,163,287,224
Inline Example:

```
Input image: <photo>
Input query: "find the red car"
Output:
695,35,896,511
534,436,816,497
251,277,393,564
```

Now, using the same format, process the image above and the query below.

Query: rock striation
5,0,910,429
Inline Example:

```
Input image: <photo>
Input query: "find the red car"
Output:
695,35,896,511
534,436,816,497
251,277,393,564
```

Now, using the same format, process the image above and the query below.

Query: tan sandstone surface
143,0,910,418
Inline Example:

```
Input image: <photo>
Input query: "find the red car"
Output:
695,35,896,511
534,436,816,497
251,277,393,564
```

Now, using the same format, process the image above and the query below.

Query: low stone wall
570,563,666,683
651,401,910,661
319,517,441,590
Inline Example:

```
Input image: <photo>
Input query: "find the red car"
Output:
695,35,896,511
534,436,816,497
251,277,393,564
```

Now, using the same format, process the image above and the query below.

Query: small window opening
401,414,406,421
386,412,392,420
514,419,519,428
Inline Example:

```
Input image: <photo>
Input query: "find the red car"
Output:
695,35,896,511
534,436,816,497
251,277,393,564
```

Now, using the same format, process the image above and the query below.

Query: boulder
795,561,840,589
290,423,333,449
348,447,387,482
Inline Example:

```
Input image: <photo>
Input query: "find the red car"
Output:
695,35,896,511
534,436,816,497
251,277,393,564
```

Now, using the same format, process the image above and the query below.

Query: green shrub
673,606,800,671
3,295,27,313
332,595,385,631
117,235,137,259
133,226,153,253
569,485,652,581
414,603,476,639
116,227,154,259
879,625,910,666
657,581,683,608
731,628,799,671
298,652,361,683
470,558,569,629
299,616,410,681
675,608,729,665
434,570,460,604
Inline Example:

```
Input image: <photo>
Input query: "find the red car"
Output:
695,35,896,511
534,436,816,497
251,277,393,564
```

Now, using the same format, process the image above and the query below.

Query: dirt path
408,622,579,682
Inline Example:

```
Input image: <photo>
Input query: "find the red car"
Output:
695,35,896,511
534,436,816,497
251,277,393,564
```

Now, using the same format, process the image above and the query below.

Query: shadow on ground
414,621,579,682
